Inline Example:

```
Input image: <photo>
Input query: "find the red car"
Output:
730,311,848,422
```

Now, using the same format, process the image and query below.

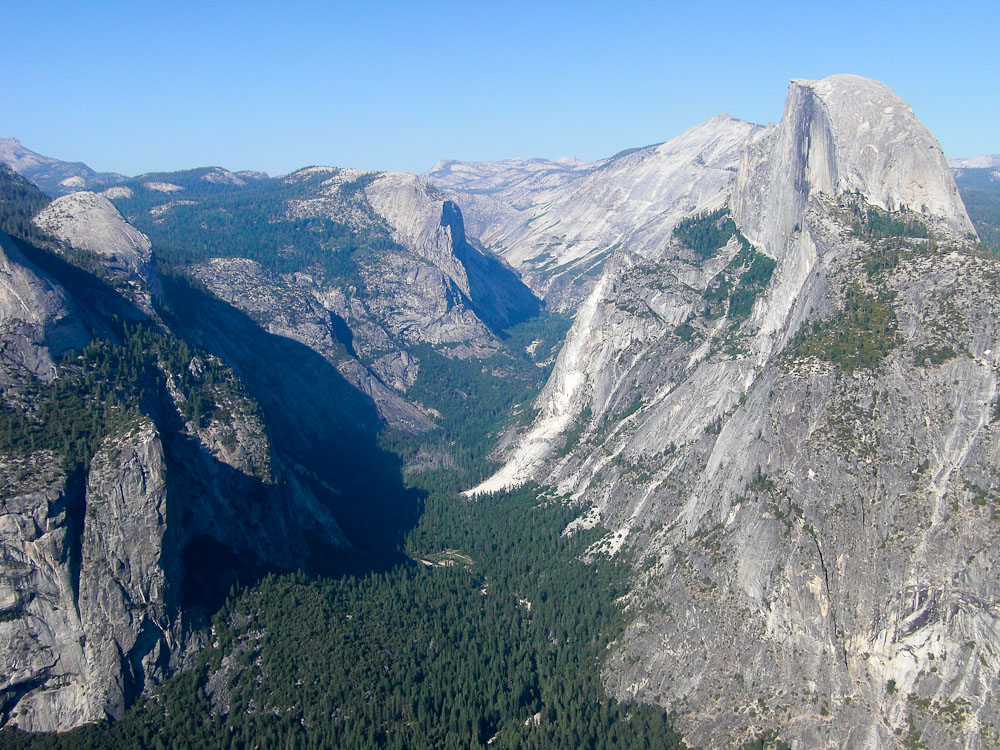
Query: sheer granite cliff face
427,116,766,311
473,76,999,748
0,423,177,731
733,74,976,265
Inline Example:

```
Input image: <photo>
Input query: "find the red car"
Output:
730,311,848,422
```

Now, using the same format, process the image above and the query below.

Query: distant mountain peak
0,137,124,196
949,153,1000,169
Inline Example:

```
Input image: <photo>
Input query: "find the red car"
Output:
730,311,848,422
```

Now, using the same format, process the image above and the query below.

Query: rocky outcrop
294,169,538,356
77,421,177,722
474,75,999,748
33,192,162,308
428,116,766,310
365,173,474,299
0,423,177,731
0,229,87,384
0,452,87,730
425,156,600,243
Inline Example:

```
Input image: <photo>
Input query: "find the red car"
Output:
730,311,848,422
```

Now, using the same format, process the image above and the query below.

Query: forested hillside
954,166,1000,253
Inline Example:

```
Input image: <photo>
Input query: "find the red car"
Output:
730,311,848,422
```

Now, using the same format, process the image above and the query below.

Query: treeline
846,200,929,239
673,207,738,258
786,285,899,372
0,164,52,246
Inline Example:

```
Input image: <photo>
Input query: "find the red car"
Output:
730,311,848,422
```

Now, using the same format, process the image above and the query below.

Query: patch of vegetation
674,207,737,258
786,286,900,372
846,199,929,239
554,405,594,458
701,237,776,323
110,169,395,287
912,344,959,367
743,729,792,750
748,469,776,494
380,343,549,484
0,321,249,474
728,248,777,320
863,244,902,278
674,322,695,341
500,310,573,368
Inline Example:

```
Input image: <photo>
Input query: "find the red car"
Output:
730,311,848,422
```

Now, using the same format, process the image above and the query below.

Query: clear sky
3,0,997,177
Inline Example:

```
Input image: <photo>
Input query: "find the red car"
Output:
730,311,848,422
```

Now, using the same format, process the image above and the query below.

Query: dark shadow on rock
328,310,356,358
158,275,424,584
13,235,150,338
441,200,543,335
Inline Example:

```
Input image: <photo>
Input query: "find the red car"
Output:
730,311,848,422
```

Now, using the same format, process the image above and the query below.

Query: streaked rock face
0,423,175,731
428,115,766,311
733,74,976,265
473,75,999,748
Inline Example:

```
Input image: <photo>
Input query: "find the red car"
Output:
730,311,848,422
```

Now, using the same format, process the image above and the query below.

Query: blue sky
4,1,997,176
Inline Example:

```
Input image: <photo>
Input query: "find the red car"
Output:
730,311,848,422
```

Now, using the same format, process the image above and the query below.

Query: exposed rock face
0,137,124,197
304,169,538,354
733,74,976,264
0,453,87,730
0,423,178,731
0,230,87,384
425,156,600,240
365,173,474,298
33,192,163,307
355,172,538,351
427,116,765,310
474,75,999,748
77,421,177,723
